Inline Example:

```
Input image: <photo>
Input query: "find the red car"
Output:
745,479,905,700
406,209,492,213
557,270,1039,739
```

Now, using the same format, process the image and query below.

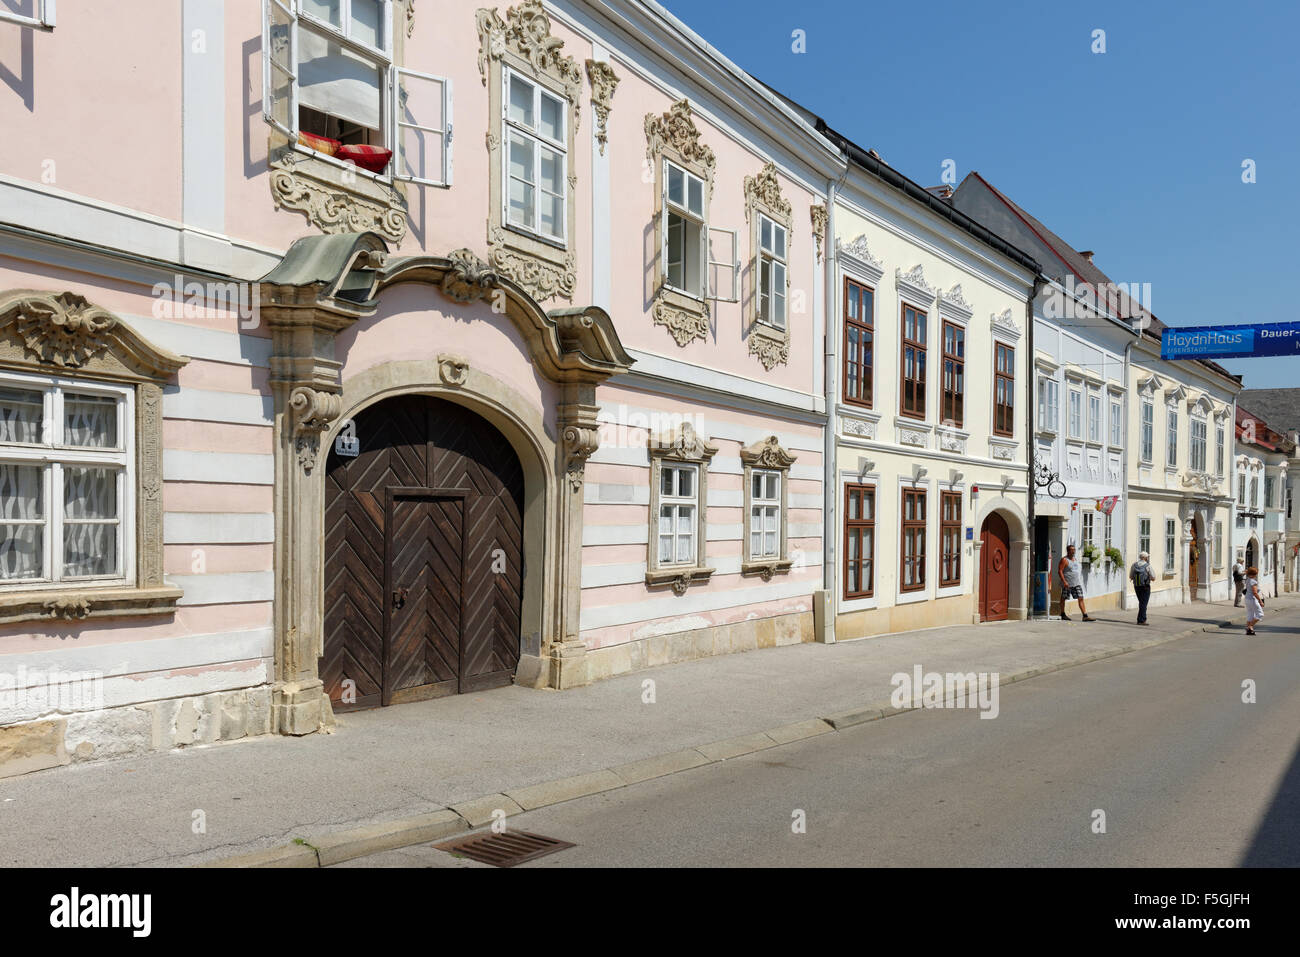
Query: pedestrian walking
1129,551,1153,625
1232,558,1245,607
1058,544,1096,621
1244,566,1265,636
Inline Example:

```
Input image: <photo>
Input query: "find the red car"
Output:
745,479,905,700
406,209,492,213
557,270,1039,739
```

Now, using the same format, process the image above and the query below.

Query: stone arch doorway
1246,536,1258,572
322,394,525,710
979,512,1011,622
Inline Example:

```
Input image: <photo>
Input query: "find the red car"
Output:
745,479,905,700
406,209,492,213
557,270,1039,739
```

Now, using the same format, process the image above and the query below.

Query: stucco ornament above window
745,162,793,370
477,1,582,303
585,59,620,156
809,204,828,264
645,99,720,348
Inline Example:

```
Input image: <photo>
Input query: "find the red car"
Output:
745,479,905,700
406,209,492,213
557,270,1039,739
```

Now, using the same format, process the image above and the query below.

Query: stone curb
199,607,1295,868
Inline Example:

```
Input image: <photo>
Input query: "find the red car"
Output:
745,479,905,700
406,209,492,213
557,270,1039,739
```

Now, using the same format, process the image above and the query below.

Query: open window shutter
392,67,453,186
41,0,55,27
660,159,670,290
263,0,297,137
706,226,739,302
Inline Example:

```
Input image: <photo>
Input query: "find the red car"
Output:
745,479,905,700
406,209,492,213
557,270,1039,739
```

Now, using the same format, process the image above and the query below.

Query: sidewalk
1,596,1296,867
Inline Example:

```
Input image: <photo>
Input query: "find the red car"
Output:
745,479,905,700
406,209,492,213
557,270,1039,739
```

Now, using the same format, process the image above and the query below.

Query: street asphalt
337,613,1300,867
0,596,1294,866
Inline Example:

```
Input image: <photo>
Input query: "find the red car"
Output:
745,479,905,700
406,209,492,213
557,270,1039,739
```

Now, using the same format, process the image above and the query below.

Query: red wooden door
1188,521,1200,600
323,395,523,710
980,513,1010,622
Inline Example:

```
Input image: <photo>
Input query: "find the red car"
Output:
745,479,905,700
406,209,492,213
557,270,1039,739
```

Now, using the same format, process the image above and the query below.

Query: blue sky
660,0,1300,389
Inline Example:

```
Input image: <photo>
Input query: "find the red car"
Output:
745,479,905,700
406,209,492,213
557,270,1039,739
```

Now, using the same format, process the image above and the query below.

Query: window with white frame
0,0,55,30
263,0,452,186
1139,517,1151,557
505,69,566,242
663,160,707,298
1238,469,1247,506
0,374,132,587
1103,510,1113,550
1214,520,1223,568
1166,408,1178,468
1190,413,1207,473
1109,398,1122,447
1215,422,1225,476
1087,388,1101,443
757,215,788,330
1265,475,1276,509
1165,518,1177,571
749,470,781,559
1068,386,1083,439
1141,399,1154,462
1081,511,1094,551
657,463,698,566
1250,473,1259,509
1037,376,1058,432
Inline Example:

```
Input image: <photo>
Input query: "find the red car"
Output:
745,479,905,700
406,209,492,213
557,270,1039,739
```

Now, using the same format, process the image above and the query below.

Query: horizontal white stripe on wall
0,627,273,684
163,450,274,485
583,556,751,588
170,570,275,606
789,523,825,539
164,512,275,544
582,524,649,546
579,576,816,631
593,401,824,453
163,387,273,427
706,524,743,541
584,483,650,506
123,313,272,367
586,447,822,483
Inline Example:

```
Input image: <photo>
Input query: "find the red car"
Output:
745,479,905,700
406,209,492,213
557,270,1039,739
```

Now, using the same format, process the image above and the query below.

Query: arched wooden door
979,513,1010,622
1188,520,1200,600
321,395,525,710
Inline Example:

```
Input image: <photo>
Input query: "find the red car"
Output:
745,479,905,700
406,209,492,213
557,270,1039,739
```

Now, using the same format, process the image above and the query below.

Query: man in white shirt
1232,558,1246,607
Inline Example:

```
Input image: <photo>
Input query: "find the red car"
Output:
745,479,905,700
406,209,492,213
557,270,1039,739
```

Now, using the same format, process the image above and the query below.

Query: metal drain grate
434,829,575,867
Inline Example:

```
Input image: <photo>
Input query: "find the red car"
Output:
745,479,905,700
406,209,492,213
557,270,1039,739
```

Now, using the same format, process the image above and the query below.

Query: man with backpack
1129,551,1154,625
1232,558,1245,607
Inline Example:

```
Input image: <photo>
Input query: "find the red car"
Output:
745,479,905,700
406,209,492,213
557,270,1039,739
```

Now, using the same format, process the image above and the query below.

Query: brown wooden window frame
899,303,927,420
993,342,1015,437
900,486,927,592
843,482,875,599
842,277,874,408
939,490,961,587
940,320,964,427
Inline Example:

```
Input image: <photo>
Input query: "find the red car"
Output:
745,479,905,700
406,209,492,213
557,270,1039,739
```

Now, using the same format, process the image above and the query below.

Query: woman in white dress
1244,565,1265,636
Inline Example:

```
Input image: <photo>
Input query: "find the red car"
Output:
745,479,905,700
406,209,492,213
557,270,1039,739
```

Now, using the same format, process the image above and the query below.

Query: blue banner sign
1161,322,1300,359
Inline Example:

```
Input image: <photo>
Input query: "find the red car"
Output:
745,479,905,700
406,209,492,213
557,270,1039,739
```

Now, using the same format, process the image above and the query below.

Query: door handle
392,586,408,608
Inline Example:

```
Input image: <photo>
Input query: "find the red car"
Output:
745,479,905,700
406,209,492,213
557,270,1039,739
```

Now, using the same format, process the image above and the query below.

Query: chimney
1079,250,1095,263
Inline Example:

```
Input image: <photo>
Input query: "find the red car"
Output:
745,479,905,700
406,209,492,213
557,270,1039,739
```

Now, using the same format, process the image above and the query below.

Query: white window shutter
660,159,669,288
41,0,55,28
263,0,298,136
392,67,453,187
706,226,739,303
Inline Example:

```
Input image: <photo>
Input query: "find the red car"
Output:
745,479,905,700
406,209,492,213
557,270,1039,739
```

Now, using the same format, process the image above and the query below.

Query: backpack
1131,562,1152,587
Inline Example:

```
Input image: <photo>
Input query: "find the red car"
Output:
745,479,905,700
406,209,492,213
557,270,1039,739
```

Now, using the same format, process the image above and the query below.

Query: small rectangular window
941,322,965,427
505,70,566,242
1214,521,1224,568
1087,388,1101,443
1109,400,1122,446
757,215,788,330
1139,518,1151,557
940,490,961,586
1141,401,1154,462
994,344,1014,436
844,483,875,599
900,304,927,420
1037,377,1058,432
1081,511,1094,550
1165,518,1177,571
843,279,874,408
749,470,781,559
1068,387,1083,439
657,463,698,566
900,487,927,591
1166,409,1178,468
663,160,706,298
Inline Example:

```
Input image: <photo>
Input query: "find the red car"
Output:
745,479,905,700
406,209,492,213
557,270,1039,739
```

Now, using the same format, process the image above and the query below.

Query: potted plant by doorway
1080,543,1102,565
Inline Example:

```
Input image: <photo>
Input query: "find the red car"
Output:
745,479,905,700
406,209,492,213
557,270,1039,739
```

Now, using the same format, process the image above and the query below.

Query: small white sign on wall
334,419,359,458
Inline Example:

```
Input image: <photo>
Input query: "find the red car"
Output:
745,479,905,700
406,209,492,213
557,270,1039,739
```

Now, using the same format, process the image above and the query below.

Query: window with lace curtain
0,373,133,588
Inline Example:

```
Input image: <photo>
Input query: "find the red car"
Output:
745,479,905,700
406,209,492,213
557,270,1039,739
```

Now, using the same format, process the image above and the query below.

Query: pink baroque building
0,0,841,774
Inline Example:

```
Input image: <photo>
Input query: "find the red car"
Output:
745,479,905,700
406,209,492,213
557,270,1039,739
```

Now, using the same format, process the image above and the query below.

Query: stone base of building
836,592,1028,640
0,685,273,780
527,611,814,688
